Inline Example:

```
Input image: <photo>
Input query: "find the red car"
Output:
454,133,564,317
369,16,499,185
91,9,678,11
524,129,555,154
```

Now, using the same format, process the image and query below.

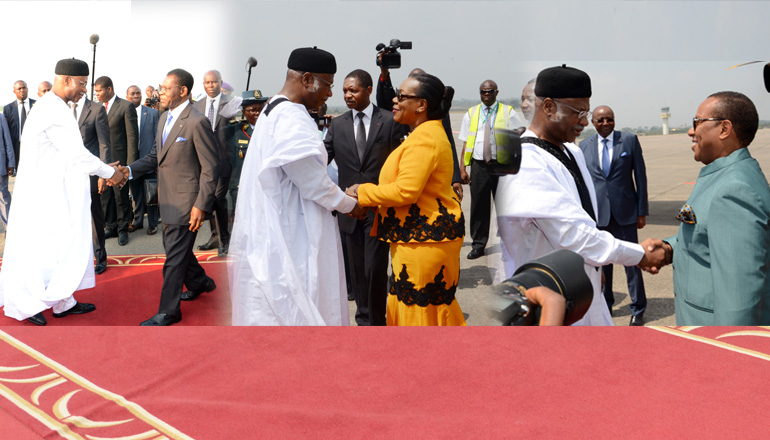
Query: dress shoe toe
181,277,216,301
467,248,485,260
630,314,645,326
218,244,229,257
104,229,118,239
27,312,47,326
140,313,181,326
53,302,96,318
147,226,158,235
197,238,219,251
128,224,143,233
118,231,129,246
95,263,107,275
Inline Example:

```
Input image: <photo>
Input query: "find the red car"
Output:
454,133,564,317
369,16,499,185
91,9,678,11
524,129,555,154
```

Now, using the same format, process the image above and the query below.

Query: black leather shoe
218,243,229,257
147,225,158,235
118,231,129,246
630,314,645,326
104,229,118,239
27,312,47,326
95,263,107,275
181,277,216,301
347,291,355,301
197,237,219,251
53,302,96,318
128,224,143,232
467,248,485,260
140,313,181,326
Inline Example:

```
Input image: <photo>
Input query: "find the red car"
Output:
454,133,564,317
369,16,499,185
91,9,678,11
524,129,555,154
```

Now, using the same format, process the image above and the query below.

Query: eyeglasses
692,117,726,130
593,117,614,124
312,74,334,90
480,89,498,95
396,91,422,102
553,99,592,120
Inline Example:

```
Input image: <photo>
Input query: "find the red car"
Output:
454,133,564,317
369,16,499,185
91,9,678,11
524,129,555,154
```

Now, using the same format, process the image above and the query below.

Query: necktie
355,112,367,162
208,99,215,127
601,138,611,177
482,106,492,162
104,101,109,113
70,102,77,120
20,100,27,133
163,113,174,146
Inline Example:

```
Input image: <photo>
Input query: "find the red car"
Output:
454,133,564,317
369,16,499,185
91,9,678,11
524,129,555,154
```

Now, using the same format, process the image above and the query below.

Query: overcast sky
2,0,769,128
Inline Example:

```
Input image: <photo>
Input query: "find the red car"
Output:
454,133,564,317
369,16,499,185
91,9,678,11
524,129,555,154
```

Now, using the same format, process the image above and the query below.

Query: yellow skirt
386,239,466,326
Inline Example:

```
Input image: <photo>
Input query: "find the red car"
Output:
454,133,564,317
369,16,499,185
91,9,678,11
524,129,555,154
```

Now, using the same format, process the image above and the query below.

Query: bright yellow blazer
357,119,465,243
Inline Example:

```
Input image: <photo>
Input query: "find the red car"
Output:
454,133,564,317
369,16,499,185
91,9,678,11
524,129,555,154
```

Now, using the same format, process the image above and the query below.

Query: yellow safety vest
463,102,514,166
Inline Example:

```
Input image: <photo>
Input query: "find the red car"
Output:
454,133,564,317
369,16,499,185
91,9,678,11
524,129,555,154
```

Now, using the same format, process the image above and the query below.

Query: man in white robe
496,65,655,326
0,58,125,325
229,47,365,325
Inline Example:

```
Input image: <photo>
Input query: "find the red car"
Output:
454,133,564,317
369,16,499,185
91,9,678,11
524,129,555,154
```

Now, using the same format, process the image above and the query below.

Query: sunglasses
692,117,726,130
480,89,498,95
396,91,422,102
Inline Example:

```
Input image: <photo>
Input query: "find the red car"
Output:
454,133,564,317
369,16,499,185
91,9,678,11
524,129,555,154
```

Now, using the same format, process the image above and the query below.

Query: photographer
375,42,463,199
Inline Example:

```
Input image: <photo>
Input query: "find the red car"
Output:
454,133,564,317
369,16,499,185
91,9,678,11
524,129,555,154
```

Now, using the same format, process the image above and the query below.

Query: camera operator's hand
638,238,672,274
377,52,389,77
525,286,567,326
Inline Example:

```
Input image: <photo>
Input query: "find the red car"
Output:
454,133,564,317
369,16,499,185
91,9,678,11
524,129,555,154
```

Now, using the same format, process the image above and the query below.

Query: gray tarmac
2,117,769,327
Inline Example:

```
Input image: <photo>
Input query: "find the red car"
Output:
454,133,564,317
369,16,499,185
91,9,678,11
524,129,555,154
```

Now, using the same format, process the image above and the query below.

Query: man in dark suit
192,70,238,257
0,114,15,228
73,95,111,274
123,68,219,326
3,80,35,170
126,85,160,235
94,76,138,246
325,69,405,325
578,105,649,325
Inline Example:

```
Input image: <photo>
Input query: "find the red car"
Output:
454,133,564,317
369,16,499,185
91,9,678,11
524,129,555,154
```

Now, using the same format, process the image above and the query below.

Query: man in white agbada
229,47,365,325
0,58,126,326
495,65,656,326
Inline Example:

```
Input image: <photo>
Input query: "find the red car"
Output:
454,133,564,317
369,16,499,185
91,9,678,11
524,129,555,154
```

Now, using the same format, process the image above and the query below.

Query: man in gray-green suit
642,91,770,325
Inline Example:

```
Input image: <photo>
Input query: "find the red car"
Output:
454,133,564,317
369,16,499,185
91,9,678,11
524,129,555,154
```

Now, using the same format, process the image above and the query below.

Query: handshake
99,161,129,193
344,184,369,220
638,238,673,274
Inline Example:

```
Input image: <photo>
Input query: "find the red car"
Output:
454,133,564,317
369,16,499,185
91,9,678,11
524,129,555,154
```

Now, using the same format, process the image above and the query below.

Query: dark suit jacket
104,96,139,166
137,105,159,159
193,94,234,179
130,104,219,225
77,99,112,192
325,105,405,233
3,98,35,162
0,114,16,171
579,131,648,227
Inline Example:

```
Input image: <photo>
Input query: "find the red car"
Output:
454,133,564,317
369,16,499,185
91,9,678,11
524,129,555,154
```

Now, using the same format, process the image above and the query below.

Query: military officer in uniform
228,90,269,217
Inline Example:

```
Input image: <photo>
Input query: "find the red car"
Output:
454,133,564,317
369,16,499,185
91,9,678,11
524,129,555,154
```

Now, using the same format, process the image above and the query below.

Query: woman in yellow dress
347,73,466,326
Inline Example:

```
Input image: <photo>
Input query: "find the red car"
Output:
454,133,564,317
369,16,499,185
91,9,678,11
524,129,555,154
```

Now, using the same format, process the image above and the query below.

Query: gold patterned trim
650,326,770,363
0,330,191,439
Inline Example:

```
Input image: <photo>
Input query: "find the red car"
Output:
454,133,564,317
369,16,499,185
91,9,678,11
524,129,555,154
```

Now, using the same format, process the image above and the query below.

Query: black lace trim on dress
389,264,457,307
378,199,465,242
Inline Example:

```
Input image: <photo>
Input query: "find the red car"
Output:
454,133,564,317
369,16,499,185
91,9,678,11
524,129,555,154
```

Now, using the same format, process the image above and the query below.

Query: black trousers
89,176,106,265
205,176,231,246
469,160,499,251
158,223,209,316
101,182,132,233
600,214,647,316
130,174,159,228
344,215,390,326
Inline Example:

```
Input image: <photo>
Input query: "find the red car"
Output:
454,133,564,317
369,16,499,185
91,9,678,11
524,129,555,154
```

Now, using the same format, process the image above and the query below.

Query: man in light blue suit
644,91,770,325
579,105,648,325
126,85,160,235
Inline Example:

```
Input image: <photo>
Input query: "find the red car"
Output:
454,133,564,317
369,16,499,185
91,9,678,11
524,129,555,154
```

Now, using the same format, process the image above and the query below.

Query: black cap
55,58,89,76
242,90,269,105
535,64,591,98
287,47,336,74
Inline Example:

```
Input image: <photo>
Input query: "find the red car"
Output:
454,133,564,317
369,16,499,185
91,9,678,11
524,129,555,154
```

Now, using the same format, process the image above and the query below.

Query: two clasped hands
97,161,128,194
638,238,673,275
344,184,369,220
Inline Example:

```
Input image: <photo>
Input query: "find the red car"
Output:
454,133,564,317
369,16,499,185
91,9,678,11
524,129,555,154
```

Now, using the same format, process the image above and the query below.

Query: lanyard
480,103,497,126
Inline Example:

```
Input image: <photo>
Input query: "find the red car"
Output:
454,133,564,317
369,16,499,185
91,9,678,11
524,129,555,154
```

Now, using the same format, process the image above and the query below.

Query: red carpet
0,253,230,326
1,326,769,439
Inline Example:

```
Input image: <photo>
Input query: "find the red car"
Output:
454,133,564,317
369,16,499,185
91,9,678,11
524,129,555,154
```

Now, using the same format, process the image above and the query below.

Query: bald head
479,79,498,107
203,70,223,98
591,105,615,139
37,81,52,97
408,68,426,78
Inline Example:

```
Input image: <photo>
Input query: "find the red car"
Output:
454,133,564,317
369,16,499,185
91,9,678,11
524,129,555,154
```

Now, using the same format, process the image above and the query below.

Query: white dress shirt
597,131,615,171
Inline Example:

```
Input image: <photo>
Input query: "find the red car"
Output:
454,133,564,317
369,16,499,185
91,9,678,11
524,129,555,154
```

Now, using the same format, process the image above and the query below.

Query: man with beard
495,65,660,326
229,47,366,325
0,58,125,325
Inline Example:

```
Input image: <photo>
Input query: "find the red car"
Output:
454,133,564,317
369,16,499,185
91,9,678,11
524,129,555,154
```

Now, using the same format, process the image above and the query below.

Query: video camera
376,39,413,70
492,250,593,326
